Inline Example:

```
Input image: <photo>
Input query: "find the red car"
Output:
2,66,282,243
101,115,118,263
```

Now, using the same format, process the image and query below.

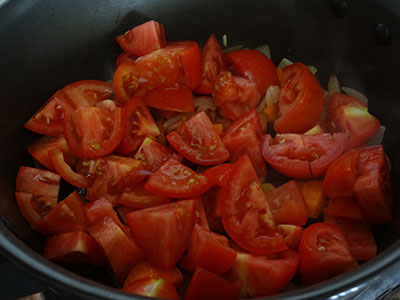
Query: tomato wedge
123,278,179,300
64,100,125,159
116,96,160,156
219,155,286,254
274,63,325,133
325,197,364,221
144,86,194,112
167,111,230,165
118,185,171,209
202,163,234,187
144,158,212,198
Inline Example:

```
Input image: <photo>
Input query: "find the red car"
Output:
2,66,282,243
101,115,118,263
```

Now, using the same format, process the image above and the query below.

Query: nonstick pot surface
1,0,400,299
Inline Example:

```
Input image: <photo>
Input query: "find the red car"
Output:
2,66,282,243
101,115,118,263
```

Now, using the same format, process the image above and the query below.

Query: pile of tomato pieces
16,20,393,299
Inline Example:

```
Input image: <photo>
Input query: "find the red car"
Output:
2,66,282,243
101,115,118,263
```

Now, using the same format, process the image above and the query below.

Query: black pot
1,0,400,299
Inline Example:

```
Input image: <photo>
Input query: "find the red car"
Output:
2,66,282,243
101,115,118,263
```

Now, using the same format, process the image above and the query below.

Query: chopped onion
255,44,271,59
261,183,275,193
223,44,244,53
328,75,340,98
222,34,228,47
163,113,186,133
277,58,293,69
256,85,280,113
194,96,217,112
341,87,369,105
365,125,386,146
308,66,317,75
386,153,392,171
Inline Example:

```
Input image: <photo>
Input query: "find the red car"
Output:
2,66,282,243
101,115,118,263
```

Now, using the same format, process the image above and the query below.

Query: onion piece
308,66,317,75
277,58,293,69
256,85,280,113
222,34,228,47
386,153,392,171
194,96,217,112
163,113,187,133
341,87,369,106
328,75,340,98
365,125,386,146
255,44,271,59
223,44,244,53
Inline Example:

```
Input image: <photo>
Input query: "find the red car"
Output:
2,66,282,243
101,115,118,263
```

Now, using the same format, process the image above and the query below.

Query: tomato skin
127,200,196,269
226,49,278,95
167,111,230,165
195,34,228,95
202,163,234,187
116,20,167,57
277,225,304,250
144,86,194,112
221,109,267,178
194,197,210,230
357,145,388,174
116,96,160,156
180,224,237,275
185,267,240,300
265,180,308,226
62,80,114,108
16,166,60,198
118,185,171,209
144,158,212,198
123,278,179,300
219,155,286,254
323,149,359,198
299,222,355,286
274,63,325,133
325,197,364,221
116,52,136,67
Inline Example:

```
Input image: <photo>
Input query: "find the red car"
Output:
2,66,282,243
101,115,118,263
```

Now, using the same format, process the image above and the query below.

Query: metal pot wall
0,0,400,299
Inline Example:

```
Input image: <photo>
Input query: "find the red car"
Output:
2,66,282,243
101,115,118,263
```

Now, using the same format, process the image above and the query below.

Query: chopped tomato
185,267,240,300
218,155,286,254
167,111,230,165
229,249,299,297
115,205,137,225
144,86,194,112
274,63,325,133
124,261,183,288
323,149,359,198
123,278,179,300
221,109,267,178
88,217,143,283
180,224,236,274
64,100,125,159
144,158,212,198
16,166,60,198
118,185,171,209
195,34,228,95
28,136,76,170
36,191,86,236
324,217,377,261
116,20,167,57
134,137,182,171
265,180,308,226
202,163,234,187
43,231,106,265
116,52,136,67
299,222,355,286
358,145,389,174
277,225,304,250
261,133,349,179
116,96,160,156
127,199,196,269
327,93,380,150
226,49,278,95
325,197,364,221
194,197,210,230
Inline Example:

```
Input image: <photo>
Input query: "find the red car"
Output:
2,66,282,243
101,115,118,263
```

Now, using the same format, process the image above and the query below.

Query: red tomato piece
202,187,225,233
134,137,182,172
358,145,388,174
226,49,278,95
218,155,286,254
16,166,60,198
277,225,304,250
116,96,160,156
144,86,194,112
324,216,377,261
88,217,143,283
123,278,179,300
118,185,171,209
144,158,212,198
43,231,106,265
327,93,380,150
274,63,325,133
323,149,359,198
195,34,228,95
115,205,137,225
229,249,299,297
221,109,267,178
64,100,125,159
194,197,210,230
116,52,136,67
124,261,183,288
28,136,76,170
167,111,229,165
127,199,196,269
180,224,237,274
202,163,234,187
265,180,308,226
299,222,355,286
185,267,240,300
325,197,364,221
116,20,167,57
36,191,86,236
261,133,349,179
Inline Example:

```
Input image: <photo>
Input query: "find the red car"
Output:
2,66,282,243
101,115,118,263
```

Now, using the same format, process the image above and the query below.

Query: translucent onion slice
162,113,192,133
256,85,280,113
308,66,317,75
223,45,244,53
365,125,386,146
341,87,369,105
328,75,340,98
255,44,271,59
277,58,293,69
386,153,392,171
222,34,228,47
194,96,217,112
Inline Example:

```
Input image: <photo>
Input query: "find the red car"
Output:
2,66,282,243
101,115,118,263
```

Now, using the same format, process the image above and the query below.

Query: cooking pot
1,0,400,299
